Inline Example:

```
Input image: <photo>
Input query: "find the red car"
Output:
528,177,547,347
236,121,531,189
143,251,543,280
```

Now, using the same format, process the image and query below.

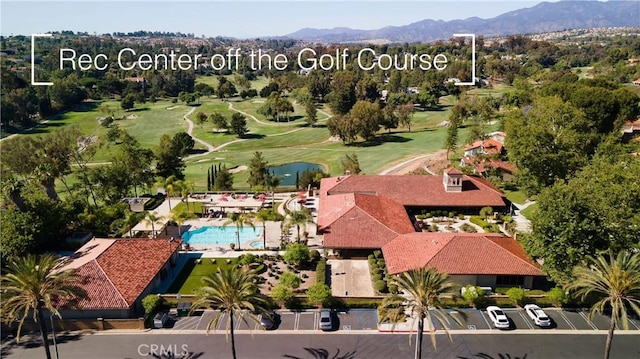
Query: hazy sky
2,1,559,38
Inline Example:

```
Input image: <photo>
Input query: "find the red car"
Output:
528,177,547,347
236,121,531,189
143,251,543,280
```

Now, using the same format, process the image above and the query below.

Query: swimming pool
182,226,262,246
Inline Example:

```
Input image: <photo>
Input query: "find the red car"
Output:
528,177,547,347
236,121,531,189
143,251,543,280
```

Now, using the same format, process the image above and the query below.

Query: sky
1,0,561,39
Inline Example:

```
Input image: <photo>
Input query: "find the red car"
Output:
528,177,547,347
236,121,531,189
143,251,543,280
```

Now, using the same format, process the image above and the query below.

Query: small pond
269,162,323,186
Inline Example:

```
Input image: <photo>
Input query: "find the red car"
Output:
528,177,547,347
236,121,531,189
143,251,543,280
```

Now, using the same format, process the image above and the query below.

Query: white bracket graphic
452,33,476,86
31,33,53,86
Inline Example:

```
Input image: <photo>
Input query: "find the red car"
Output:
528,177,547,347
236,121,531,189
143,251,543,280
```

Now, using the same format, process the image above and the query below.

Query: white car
486,306,510,329
524,304,551,327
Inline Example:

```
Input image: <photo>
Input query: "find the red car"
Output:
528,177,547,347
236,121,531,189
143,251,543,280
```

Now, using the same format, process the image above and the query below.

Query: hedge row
315,259,326,285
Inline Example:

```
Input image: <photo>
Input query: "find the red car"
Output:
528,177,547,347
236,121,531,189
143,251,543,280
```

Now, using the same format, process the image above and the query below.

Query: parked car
319,309,333,331
524,304,551,327
486,306,510,329
153,312,168,329
260,311,279,330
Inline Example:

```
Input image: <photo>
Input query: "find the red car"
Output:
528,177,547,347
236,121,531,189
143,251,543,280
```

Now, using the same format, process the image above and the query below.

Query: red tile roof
465,139,504,155
320,193,415,249
321,175,506,208
382,233,543,276
445,167,463,175
61,238,181,309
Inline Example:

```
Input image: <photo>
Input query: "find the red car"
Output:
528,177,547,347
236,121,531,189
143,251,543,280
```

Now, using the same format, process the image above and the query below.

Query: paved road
4,332,640,359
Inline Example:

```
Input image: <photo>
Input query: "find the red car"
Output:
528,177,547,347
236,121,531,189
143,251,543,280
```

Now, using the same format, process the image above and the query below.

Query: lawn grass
520,203,538,220
167,257,238,295
503,189,529,205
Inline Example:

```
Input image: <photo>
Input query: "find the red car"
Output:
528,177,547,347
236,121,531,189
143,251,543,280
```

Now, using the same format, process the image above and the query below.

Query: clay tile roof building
382,233,544,289
57,237,181,319
318,174,508,254
463,139,504,157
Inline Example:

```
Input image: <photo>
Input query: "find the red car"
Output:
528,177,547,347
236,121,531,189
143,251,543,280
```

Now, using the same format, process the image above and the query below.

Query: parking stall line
628,318,640,330
518,311,534,329
558,311,577,330
294,312,300,330
579,311,598,330
479,310,493,330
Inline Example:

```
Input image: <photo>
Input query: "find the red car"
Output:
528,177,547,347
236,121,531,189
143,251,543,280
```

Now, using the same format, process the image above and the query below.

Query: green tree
341,153,361,174
214,165,234,191
327,71,356,115
522,145,640,284
1,254,87,359
305,100,317,127
378,268,462,359
223,212,255,250
190,266,270,359
195,111,208,129
283,243,310,268
327,114,358,144
155,134,185,179
505,96,596,193
248,151,269,189
265,174,281,212
0,209,41,259
396,103,415,132
216,76,237,101
171,132,195,156
255,209,271,249
210,112,228,132
144,211,164,237
567,252,640,359
306,282,332,307
271,284,294,306
142,294,162,315
506,287,527,307
172,209,195,236
350,100,382,141
230,112,248,138
286,208,315,243
279,271,301,289
120,94,135,111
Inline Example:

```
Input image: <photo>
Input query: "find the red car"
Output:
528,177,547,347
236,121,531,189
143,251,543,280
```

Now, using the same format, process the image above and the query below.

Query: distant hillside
284,1,639,43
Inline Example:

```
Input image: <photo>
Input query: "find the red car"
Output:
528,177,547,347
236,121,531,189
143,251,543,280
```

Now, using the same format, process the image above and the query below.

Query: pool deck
180,217,322,255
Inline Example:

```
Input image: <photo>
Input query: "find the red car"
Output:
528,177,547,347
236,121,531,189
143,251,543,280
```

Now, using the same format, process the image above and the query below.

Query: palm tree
173,209,195,236
123,210,139,238
254,209,271,249
286,208,314,243
223,212,255,250
265,174,281,213
180,180,195,212
379,268,462,359
567,251,640,359
190,266,271,359
144,211,164,238
1,254,87,359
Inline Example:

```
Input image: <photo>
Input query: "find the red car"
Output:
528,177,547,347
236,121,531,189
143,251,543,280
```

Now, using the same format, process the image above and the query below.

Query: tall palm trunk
236,227,241,250
415,314,424,359
604,316,616,359
229,309,237,359
37,306,52,359
262,226,267,249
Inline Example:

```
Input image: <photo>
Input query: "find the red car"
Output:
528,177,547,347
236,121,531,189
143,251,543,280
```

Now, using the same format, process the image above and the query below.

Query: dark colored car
260,311,279,330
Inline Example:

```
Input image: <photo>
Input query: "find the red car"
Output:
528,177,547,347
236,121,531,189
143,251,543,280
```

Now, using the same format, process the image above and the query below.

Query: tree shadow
187,149,208,155
350,135,412,147
284,348,357,359
240,133,265,139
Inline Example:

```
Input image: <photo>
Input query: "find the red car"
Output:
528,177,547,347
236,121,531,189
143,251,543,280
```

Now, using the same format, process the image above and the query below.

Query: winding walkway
183,107,215,160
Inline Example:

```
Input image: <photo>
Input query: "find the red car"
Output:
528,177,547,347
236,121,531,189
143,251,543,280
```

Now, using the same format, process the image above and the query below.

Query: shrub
368,258,376,265
315,259,327,284
279,271,301,289
377,259,386,267
425,212,432,218
271,284,294,305
284,243,310,267
546,287,568,307
461,285,484,305
448,212,455,218
374,280,388,293
372,274,382,282
367,254,374,260
458,213,465,220
309,249,321,263
239,253,256,266
142,294,162,315
388,283,398,294
373,250,382,259
460,223,478,233
506,287,527,307
306,283,332,306
371,267,381,276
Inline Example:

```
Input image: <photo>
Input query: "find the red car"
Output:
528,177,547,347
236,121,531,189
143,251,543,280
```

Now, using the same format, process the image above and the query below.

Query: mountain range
283,0,640,43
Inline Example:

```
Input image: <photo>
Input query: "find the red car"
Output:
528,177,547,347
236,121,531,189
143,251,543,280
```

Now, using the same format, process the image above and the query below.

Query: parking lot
167,308,640,332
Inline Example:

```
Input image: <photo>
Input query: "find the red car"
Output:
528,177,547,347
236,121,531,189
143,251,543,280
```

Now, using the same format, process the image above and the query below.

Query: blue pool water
182,226,262,246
